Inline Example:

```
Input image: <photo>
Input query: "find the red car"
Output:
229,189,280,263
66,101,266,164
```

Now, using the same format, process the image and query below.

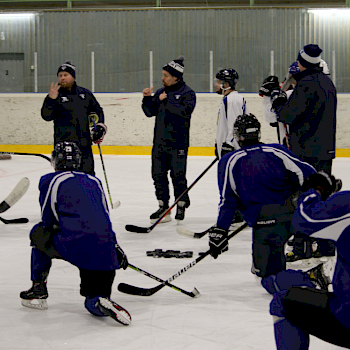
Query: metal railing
3,1,350,10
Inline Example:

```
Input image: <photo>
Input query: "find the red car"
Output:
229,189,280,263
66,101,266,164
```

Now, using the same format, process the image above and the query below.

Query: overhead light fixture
307,8,350,17
0,12,35,19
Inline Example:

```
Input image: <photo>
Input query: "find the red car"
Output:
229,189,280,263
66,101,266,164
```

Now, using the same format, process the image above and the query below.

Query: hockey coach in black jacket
270,44,337,175
41,61,106,175
142,55,196,224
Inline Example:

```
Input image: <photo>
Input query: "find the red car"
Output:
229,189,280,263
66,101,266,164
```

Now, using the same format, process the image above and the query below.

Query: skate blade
21,299,48,310
98,298,131,326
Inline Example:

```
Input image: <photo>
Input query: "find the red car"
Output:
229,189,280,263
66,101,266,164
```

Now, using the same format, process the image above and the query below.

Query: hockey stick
118,223,248,297
90,117,120,210
125,158,218,233
118,263,200,298
279,72,293,150
0,216,29,224
177,224,215,239
0,152,51,162
0,177,30,213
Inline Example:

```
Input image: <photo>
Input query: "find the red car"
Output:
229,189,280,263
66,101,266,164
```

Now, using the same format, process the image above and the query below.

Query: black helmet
216,68,239,89
51,141,82,171
234,114,261,145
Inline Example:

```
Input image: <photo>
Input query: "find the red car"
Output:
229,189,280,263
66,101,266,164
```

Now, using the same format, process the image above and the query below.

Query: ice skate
97,297,132,326
150,200,171,224
175,201,189,222
20,281,48,310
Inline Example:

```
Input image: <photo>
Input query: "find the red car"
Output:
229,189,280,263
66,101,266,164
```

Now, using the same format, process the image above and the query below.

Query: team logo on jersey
175,95,181,100
79,94,86,99
61,96,69,103
178,149,186,157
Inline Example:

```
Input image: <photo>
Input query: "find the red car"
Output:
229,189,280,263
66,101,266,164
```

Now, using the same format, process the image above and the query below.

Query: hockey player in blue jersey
20,141,131,326
208,113,316,278
261,171,350,349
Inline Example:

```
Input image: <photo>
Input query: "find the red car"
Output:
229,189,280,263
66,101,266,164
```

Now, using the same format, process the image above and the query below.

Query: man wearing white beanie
269,44,337,175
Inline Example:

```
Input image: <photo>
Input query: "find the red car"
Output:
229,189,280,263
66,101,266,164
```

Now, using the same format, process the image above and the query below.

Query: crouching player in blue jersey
208,113,316,278
261,171,350,349
20,141,131,326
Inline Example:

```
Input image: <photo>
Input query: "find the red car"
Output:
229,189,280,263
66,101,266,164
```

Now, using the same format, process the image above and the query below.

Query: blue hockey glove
209,226,229,259
115,244,128,270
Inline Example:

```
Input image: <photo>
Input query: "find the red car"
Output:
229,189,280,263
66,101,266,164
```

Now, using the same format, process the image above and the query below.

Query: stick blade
0,217,29,224
125,224,151,234
0,177,30,213
176,226,211,239
118,283,163,296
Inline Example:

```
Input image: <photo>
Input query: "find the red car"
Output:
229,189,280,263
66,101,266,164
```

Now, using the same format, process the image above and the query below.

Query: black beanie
57,61,76,78
297,44,322,69
163,55,185,79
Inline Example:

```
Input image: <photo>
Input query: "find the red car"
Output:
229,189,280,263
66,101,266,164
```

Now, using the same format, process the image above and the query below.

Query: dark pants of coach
252,203,295,278
151,145,189,205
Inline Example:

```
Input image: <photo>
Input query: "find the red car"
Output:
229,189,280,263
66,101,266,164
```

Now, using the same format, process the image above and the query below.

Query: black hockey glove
115,244,128,270
259,76,279,97
209,226,229,259
270,88,287,110
302,171,342,200
92,123,107,144
221,142,235,157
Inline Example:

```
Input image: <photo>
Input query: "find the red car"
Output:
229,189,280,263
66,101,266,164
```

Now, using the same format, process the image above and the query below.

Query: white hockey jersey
216,91,248,158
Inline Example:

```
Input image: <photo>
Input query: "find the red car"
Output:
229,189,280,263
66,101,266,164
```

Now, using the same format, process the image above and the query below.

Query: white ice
0,154,348,350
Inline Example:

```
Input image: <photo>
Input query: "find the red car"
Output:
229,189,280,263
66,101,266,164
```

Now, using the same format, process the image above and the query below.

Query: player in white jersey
215,69,248,159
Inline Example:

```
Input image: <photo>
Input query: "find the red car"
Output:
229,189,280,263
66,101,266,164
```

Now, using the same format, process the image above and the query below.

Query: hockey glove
221,143,235,157
302,171,342,200
209,226,229,259
270,88,287,110
259,76,279,97
115,244,128,270
92,123,107,144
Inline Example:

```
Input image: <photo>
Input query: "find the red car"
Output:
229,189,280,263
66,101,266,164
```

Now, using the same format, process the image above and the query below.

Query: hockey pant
272,287,350,349
151,145,189,205
252,203,294,278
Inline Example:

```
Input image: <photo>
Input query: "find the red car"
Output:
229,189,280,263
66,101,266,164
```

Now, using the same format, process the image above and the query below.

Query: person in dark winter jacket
142,55,196,223
271,44,337,175
41,61,107,175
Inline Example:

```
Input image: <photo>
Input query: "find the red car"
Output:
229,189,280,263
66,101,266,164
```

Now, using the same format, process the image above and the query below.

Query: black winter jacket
41,82,104,149
142,80,196,149
277,66,337,160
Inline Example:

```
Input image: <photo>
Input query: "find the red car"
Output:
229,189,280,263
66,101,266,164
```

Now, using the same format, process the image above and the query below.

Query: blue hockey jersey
36,171,119,270
293,189,350,329
216,143,316,229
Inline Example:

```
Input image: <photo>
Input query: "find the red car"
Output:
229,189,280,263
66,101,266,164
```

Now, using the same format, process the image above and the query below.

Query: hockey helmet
234,114,261,145
216,68,239,89
51,141,82,171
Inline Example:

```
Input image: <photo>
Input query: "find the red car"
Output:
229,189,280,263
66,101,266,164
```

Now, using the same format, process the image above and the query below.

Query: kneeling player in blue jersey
208,113,316,278
20,141,131,326
261,171,350,349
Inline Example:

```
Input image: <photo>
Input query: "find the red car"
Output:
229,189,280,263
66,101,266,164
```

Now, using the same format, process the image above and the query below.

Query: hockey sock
84,296,106,317
274,317,309,350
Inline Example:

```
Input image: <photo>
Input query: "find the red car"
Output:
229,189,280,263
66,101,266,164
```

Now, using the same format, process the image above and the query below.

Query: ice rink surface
0,154,348,350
